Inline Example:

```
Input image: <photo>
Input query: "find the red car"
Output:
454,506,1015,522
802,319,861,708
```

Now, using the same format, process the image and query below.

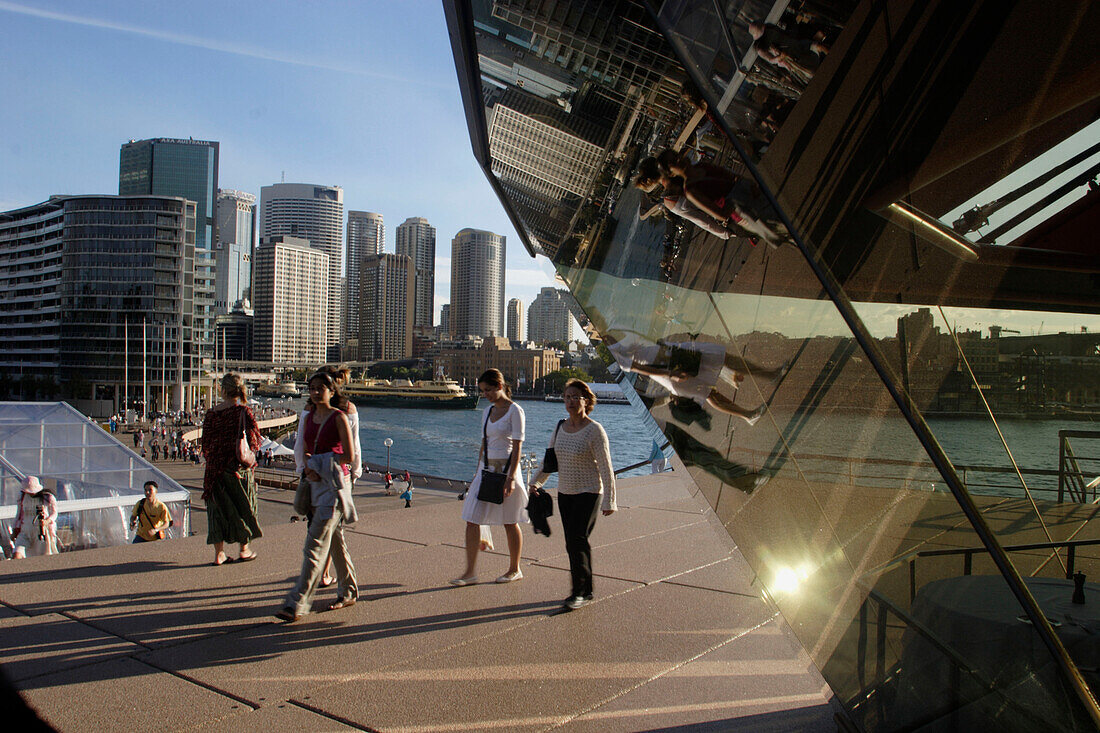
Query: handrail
908,538,1100,601
614,441,670,476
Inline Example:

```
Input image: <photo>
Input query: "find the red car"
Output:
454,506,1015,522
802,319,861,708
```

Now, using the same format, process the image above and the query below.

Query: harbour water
259,395,1093,496
262,397,663,486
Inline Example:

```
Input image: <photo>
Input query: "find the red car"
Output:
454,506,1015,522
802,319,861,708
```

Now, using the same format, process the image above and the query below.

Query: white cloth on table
461,403,528,525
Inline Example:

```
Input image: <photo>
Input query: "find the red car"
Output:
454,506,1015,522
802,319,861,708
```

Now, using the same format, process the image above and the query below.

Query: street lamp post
384,437,393,474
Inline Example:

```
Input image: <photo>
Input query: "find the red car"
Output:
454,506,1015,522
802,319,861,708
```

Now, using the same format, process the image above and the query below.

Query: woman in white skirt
451,368,527,586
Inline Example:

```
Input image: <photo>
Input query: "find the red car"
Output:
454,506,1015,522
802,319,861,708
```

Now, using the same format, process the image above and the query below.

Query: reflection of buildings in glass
252,235,328,364
395,216,436,331
450,228,506,338
358,253,414,361
526,287,574,343
259,183,344,357
491,0,678,104
346,211,385,343
506,297,524,341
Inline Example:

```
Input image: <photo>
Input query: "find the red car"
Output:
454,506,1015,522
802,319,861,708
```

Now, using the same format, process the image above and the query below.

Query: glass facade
446,1,1100,730
119,139,219,358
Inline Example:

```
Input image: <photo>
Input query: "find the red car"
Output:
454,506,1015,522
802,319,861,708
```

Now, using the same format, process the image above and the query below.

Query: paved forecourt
0,466,836,732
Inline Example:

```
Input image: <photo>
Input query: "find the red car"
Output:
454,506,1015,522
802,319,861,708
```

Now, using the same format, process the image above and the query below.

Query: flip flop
237,553,258,563
212,557,234,566
320,577,336,588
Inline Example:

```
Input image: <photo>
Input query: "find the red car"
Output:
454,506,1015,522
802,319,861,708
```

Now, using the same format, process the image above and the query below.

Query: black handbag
542,420,565,473
478,409,506,504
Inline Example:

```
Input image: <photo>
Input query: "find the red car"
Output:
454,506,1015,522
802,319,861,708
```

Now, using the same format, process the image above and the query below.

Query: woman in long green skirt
201,373,263,565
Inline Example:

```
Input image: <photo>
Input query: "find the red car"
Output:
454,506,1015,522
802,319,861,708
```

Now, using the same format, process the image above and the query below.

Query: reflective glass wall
446,1,1100,730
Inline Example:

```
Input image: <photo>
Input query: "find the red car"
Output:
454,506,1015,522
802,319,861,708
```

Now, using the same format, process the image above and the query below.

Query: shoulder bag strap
551,419,565,446
480,408,492,466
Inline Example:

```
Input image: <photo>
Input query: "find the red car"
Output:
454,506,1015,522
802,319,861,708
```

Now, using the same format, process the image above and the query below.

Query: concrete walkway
0,467,836,732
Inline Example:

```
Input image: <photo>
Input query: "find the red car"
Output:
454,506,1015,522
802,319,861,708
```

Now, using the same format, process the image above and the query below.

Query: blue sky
0,0,558,321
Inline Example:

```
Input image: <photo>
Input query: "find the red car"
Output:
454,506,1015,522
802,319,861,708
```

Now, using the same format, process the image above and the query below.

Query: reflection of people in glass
655,151,784,247
748,22,825,87
609,333,787,425
635,158,734,240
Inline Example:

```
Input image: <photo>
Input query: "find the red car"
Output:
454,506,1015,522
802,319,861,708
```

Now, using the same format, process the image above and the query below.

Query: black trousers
558,491,601,597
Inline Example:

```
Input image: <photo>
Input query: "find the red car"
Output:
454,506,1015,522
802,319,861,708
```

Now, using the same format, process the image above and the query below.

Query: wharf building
0,195,199,415
259,183,344,359
449,228,506,339
433,336,559,389
252,235,328,364
214,189,256,315
214,301,253,362
394,216,436,331
526,286,573,344
445,1,1100,729
506,297,524,341
358,253,414,361
119,138,219,359
346,211,385,351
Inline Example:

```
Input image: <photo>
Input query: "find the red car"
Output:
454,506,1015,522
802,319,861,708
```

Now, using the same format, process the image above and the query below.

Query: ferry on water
343,378,479,409
254,381,301,397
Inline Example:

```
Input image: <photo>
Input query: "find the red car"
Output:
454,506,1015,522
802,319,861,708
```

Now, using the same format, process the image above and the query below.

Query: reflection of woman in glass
635,158,734,240
648,153,783,247
610,332,787,425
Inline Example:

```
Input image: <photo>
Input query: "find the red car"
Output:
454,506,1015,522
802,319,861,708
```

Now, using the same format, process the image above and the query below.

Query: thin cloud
0,1,448,88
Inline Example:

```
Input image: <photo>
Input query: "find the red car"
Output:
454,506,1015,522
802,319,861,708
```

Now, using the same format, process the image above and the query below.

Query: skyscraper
439,303,451,339
450,228,505,339
252,236,329,364
119,137,219,356
507,298,524,341
527,287,574,343
215,189,256,313
346,211,385,344
259,183,344,356
395,216,436,330
359,253,415,361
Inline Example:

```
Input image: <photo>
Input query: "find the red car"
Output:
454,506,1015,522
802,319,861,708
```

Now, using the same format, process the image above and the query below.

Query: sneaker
495,570,523,584
564,594,593,610
449,575,478,587
274,607,302,623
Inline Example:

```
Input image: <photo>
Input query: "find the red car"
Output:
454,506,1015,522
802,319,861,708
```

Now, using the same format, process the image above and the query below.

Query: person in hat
12,476,58,558
529,379,616,611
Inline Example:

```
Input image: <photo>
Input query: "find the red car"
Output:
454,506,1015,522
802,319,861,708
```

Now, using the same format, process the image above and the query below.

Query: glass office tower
445,1,1100,730
120,138,219,358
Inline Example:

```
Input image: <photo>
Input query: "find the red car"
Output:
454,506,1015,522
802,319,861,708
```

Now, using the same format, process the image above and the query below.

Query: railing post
963,552,972,576
1058,430,1066,504
909,559,916,603
1067,544,1076,580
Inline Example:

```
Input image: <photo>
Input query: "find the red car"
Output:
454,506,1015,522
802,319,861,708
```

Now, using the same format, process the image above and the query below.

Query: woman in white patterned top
530,379,616,611
451,369,528,586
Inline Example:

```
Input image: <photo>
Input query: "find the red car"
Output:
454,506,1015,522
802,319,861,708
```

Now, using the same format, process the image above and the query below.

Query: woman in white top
452,368,528,586
530,379,616,610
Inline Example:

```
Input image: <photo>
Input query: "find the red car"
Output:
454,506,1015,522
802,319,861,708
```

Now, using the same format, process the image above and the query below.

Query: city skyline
0,0,561,327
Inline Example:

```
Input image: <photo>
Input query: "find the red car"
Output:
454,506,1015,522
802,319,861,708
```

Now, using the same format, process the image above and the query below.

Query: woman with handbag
201,373,263,566
529,379,616,611
451,368,527,586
